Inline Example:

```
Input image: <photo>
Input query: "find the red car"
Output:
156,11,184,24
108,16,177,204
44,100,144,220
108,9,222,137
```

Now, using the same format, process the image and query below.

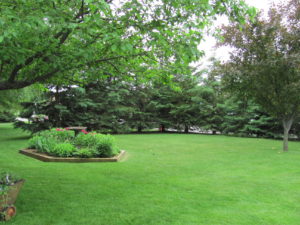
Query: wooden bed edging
19,149,126,163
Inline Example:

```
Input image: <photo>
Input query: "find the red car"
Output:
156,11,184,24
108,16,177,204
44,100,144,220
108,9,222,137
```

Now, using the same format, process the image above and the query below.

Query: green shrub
38,129,75,142
74,133,118,157
51,128,75,141
74,133,98,147
28,136,57,153
73,148,94,158
94,134,118,157
49,143,76,157
27,128,119,158
28,136,41,149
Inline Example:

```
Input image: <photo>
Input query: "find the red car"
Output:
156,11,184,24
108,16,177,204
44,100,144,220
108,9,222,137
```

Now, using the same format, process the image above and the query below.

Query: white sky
197,0,283,68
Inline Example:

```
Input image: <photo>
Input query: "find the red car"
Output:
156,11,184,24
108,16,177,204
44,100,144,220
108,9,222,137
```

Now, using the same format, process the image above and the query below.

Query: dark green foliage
168,76,203,132
149,85,174,132
84,81,133,133
14,101,52,133
15,88,94,132
73,148,94,158
125,82,155,133
16,77,292,139
0,111,15,122
15,58,297,140
219,97,282,138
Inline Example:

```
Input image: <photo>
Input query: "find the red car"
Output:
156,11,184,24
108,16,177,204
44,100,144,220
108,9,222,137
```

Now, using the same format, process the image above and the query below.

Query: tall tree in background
220,0,300,151
169,74,202,133
0,0,255,90
126,79,154,133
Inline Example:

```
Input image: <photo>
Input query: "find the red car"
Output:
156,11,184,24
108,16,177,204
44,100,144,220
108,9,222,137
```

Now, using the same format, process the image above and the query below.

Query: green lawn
1,123,300,225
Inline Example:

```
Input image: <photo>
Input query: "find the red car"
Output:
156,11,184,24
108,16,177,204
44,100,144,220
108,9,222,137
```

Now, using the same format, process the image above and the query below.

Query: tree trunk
184,125,189,133
160,124,165,132
212,130,217,135
282,118,293,152
137,126,142,133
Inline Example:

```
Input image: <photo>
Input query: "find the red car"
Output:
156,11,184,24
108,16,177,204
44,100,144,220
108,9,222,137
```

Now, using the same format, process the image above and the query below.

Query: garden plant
0,172,24,221
27,128,119,158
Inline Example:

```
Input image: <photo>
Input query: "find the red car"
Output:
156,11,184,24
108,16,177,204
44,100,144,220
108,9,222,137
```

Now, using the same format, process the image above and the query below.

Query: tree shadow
3,135,31,141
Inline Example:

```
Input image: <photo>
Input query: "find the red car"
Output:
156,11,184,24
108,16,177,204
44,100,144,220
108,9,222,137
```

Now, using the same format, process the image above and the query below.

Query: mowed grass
1,123,300,225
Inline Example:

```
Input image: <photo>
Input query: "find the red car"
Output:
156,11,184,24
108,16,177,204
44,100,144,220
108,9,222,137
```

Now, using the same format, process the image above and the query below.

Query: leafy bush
51,128,75,141
73,148,94,158
28,136,57,153
94,134,118,157
38,128,75,142
27,128,119,158
74,133,118,157
28,136,42,149
49,143,75,157
74,133,98,148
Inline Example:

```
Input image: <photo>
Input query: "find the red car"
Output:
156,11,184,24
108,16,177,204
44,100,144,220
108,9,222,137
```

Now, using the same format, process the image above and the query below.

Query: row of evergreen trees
15,73,299,139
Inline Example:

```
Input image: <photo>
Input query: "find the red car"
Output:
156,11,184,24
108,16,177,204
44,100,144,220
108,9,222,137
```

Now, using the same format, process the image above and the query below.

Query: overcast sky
197,0,283,67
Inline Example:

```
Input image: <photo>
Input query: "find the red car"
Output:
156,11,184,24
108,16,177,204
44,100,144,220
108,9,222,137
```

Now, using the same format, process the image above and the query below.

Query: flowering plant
81,129,89,134
27,128,119,158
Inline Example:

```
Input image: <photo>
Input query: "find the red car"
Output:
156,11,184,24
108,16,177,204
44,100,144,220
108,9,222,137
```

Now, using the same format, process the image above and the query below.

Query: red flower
56,128,64,131
81,129,89,134
65,127,70,130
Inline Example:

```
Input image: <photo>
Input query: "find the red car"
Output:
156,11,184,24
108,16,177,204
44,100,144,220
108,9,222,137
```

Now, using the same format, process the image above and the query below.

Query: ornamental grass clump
27,128,119,158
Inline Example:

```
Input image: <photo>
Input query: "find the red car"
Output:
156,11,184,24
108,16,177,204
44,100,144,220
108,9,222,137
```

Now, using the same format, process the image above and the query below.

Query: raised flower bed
20,128,126,162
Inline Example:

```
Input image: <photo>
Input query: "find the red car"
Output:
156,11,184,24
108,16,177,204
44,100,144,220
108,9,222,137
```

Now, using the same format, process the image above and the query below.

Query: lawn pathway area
1,123,300,225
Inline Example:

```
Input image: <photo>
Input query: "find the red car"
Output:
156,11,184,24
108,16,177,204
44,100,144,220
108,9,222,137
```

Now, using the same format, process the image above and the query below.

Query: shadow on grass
3,135,31,141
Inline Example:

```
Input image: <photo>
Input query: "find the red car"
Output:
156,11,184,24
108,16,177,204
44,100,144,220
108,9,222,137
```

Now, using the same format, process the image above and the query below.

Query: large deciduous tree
0,0,255,90
220,0,300,151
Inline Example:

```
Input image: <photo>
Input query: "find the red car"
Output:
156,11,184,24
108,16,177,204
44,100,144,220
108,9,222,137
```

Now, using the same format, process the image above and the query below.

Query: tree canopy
0,0,255,90
219,0,300,151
